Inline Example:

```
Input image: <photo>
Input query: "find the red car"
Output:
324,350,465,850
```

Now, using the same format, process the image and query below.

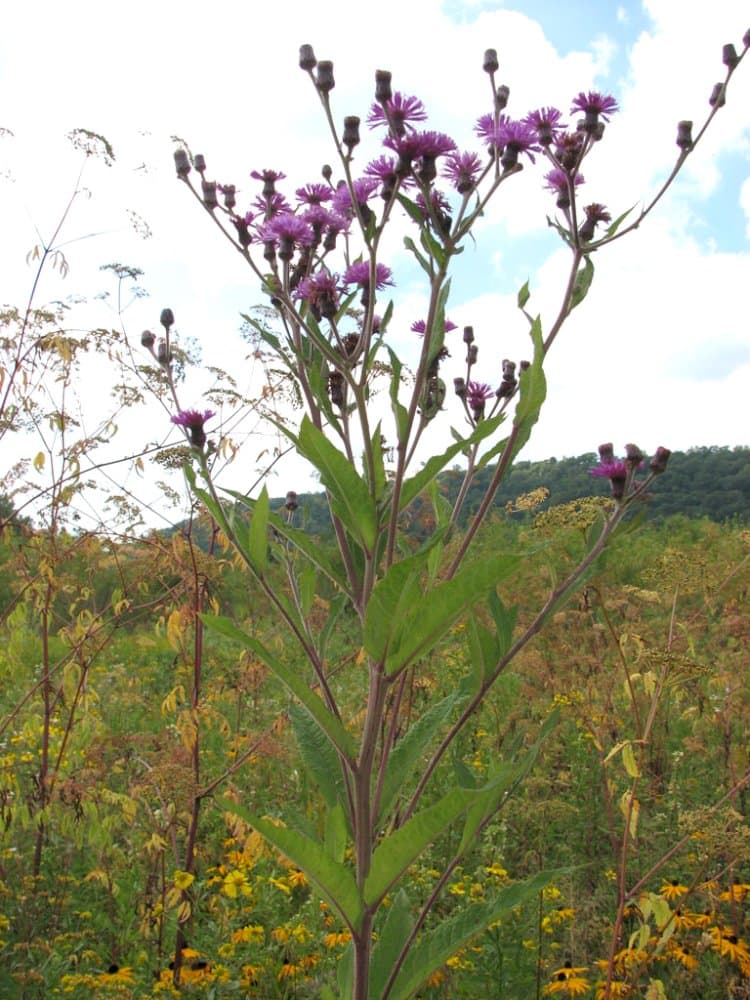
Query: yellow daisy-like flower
222,869,251,898
323,931,352,949
268,875,291,895
287,867,307,889
718,883,750,902
659,879,688,900
595,980,630,999
173,870,195,891
485,863,508,880
666,939,699,972
96,965,135,986
232,923,265,945
543,964,590,997
710,926,750,969
278,960,304,981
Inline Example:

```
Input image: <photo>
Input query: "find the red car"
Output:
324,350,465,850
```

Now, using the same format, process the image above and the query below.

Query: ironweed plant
168,35,748,1000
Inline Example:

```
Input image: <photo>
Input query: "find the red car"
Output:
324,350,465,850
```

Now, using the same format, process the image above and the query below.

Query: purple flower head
411,318,457,337
466,381,494,419
544,168,585,193
296,183,333,205
523,107,566,145
544,167,584,208
171,408,216,450
252,192,292,220
251,168,286,183
555,131,586,171
578,202,612,242
295,269,341,319
384,130,456,170
332,177,380,217
251,168,287,201
259,213,314,261
590,446,629,500
442,151,484,194
495,119,539,166
367,92,428,135
570,91,619,131
475,112,502,146
342,261,394,290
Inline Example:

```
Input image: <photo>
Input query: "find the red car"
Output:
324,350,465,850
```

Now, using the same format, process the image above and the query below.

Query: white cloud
1,0,748,523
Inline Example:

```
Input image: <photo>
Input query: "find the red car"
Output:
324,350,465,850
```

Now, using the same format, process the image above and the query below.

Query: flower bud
375,69,392,104
222,184,236,210
160,308,175,330
649,446,671,474
285,490,299,511
483,48,499,73
744,28,750,48
157,340,171,367
625,443,644,468
676,120,693,150
519,360,530,371
467,343,478,365
316,61,335,94
598,442,614,464
299,44,316,70
722,43,739,68
141,330,156,350
202,179,218,210
495,85,510,111
463,325,474,344
453,377,467,398
322,164,333,182
709,82,726,107
174,149,191,178
194,154,207,173
342,116,361,152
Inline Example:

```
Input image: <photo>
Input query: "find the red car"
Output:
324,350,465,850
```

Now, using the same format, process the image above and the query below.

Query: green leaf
325,801,348,863
568,255,595,313
377,686,469,823
517,279,530,310
364,788,476,906
220,800,363,931
202,615,355,761
363,554,426,665
338,942,354,999
396,192,427,226
289,701,347,812
605,202,637,238
487,590,518,659
247,485,269,574
388,869,566,1000
297,416,378,553
403,236,431,275
386,347,409,442
510,315,546,459
398,413,505,512
419,226,446,269
369,421,387,502
384,554,519,676
369,890,415,999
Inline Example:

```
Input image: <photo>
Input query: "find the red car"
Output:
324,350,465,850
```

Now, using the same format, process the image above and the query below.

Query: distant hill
284,446,750,536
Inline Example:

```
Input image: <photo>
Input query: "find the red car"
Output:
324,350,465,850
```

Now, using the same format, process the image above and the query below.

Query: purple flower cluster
171,409,216,450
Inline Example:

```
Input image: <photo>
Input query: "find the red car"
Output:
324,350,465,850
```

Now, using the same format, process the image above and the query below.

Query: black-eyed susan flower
543,961,590,996
659,878,688,900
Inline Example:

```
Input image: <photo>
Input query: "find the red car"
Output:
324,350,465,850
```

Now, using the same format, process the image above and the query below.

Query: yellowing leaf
33,451,45,471
622,743,640,778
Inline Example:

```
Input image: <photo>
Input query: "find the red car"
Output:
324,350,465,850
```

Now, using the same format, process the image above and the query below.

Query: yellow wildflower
222,869,251,898
543,963,590,997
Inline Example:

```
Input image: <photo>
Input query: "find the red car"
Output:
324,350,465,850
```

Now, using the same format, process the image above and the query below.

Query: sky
1,0,749,525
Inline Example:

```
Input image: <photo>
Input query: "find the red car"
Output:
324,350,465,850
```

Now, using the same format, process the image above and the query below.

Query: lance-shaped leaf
384,554,519,676
246,485,270,574
223,487,350,595
369,890,416,999
289,701,348,813
509,315,546,459
297,416,378,553
364,787,476,907
397,413,505,512
221,800,363,932
377,684,471,824
363,552,427,665
202,615,355,761
568,255,595,313
386,868,567,1000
